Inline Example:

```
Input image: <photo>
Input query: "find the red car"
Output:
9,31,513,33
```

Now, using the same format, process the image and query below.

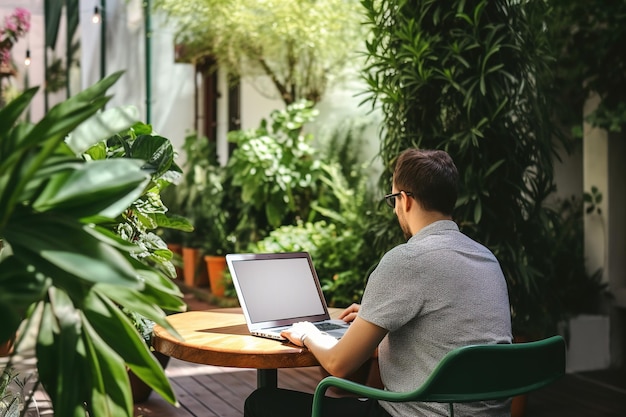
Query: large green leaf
153,212,195,232
0,73,126,228
131,262,185,302
0,256,47,342
0,86,38,152
33,159,149,219
6,213,143,287
95,281,184,338
84,292,177,405
80,307,134,417
36,295,88,417
21,72,124,151
66,105,140,154
131,135,176,178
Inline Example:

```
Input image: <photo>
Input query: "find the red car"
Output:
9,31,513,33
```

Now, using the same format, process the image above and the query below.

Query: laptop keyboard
314,322,344,331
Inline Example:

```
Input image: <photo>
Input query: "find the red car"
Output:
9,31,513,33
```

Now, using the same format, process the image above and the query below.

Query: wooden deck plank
133,359,327,417
526,371,626,417
8,345,626,417
173,374,232,416
192,371,255,416
134,356,626,417
12,291,624,417
198,365,257,415
278,366,323,393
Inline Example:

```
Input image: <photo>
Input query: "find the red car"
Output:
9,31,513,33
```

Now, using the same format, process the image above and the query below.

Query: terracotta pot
129,351,171,403
205,255,227,297
0,335,15,357
511,393,528,417
182,247,208,287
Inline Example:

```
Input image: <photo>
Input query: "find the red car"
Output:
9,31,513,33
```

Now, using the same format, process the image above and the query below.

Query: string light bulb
92,6,101,23
24,49,31,66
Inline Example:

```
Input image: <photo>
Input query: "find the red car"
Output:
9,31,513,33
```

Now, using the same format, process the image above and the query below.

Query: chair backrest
312,336,566,417
412,335,566,403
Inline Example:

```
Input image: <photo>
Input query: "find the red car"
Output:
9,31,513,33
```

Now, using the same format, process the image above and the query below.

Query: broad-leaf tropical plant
79,121,194,280
0,72,186,417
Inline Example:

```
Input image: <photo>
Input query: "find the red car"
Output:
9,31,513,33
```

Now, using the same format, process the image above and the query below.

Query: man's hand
281,322,321,347
338,303,360,323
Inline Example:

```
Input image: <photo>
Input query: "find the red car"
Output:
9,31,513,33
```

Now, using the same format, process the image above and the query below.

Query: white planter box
564,314,610,372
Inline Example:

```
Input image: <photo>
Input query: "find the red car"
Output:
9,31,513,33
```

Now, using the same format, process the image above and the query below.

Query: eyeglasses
384,191,413,208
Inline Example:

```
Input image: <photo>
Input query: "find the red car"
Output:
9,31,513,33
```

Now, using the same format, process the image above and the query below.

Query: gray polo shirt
360,220,512,416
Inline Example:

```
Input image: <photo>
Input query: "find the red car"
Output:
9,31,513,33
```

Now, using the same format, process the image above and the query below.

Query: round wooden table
152,307,343,387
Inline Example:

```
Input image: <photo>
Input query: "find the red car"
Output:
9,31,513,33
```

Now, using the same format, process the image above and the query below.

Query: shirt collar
408,220,459,242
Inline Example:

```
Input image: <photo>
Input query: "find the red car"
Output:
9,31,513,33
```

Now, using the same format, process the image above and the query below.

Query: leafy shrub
359,0,601,336
225,100,335,250
250,156,387,306
0,73,185,417
174,133,235,254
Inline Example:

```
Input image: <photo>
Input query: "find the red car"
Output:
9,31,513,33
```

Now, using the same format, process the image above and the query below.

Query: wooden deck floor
6,289,626,416
131,357,626,417
133,289,626,417
133,359,322,417
11,353,626,417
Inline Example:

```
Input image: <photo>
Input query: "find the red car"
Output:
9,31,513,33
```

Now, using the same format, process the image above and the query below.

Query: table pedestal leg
257,369,278,388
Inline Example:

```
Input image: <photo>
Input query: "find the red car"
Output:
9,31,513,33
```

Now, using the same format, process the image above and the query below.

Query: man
244,148,512,417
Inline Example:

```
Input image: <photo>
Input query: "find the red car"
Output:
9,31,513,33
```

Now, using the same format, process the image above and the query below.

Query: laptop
225,252,350,341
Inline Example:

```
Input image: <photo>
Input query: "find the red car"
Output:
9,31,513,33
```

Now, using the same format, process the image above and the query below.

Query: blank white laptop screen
229,256,326,323
226,252,350,341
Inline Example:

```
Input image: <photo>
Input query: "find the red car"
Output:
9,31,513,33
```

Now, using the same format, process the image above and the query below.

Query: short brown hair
393,149,459,215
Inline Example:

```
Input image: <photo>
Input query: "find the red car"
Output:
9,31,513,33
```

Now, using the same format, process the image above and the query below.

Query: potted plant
175,133,230,288
75,119,194,402
0,72,186,417
78,120,194,283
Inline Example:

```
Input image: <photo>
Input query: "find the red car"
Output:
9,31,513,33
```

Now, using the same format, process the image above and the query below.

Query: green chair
312,335,566,417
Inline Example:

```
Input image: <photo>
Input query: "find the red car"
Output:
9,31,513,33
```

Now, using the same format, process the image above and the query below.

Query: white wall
583,93,610,283
80,0,195,157
306,73,384,180
238,75,283,131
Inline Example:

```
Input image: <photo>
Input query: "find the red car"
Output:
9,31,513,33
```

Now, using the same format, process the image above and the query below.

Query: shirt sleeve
358,244,425,332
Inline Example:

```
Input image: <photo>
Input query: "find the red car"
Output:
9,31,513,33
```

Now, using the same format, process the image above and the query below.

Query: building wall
583,93,624,368
80,0,195,156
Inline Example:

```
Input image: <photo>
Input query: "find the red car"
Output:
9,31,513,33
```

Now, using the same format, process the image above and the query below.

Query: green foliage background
360,0,603,336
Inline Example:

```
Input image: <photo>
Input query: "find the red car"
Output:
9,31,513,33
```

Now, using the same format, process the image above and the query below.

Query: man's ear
402,191,413,211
